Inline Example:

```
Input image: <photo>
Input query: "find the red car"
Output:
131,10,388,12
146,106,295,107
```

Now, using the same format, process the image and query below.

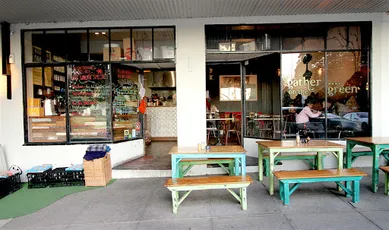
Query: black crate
64,170,85,186
0,173,22,199
8,173,22,193
0,178,9,199
27,169,51,188
47,167,68,187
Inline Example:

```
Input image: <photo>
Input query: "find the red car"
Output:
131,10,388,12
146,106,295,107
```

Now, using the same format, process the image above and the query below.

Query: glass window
89,29,109,61
66,30,88,62
24,31,45,63
283,37,304,51
281,52,325,139
327,26,348,50
153,28,175,59
112,65,141,141
45,30,66,63
326,51,370,136
348,26,361,50
68,64,112,142
256,33,280,51
133,28,153,61
26,67,67,143
111,29,132,61
304,37,325,50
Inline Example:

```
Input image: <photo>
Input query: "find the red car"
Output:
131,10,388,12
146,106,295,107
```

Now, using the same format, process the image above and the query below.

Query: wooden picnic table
257,140,344,195
169,145,247,178
345,137,389,193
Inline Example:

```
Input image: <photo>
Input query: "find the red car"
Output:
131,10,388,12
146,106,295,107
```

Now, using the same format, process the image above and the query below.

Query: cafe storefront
1,12,389,176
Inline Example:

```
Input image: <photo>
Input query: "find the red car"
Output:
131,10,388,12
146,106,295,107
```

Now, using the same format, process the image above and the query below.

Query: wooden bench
178,158,235,178
263,153,327,177
274,168,367,205
379,166,389,195
164,175,253,213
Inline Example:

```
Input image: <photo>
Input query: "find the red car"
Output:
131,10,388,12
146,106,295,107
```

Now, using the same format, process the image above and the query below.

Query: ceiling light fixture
94,32,99,35
101,32,106,35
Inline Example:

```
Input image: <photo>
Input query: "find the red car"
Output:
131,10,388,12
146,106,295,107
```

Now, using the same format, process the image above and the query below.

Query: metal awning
0,0,388,23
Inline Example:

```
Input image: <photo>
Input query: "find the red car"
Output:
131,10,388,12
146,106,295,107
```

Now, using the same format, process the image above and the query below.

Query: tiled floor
2,168,389,230
113,141,258,170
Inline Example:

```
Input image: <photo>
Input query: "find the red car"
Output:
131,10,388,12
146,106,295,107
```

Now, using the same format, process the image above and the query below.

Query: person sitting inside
296,99,324,137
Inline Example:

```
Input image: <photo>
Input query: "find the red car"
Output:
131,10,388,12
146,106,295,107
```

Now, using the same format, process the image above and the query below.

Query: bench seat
178,158,235,178
164,175,253,213
379,166,389,195
274,168,367,205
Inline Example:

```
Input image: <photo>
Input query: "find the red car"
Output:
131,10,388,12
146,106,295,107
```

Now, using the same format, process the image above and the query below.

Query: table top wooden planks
346,137,389,145
256,140,344,149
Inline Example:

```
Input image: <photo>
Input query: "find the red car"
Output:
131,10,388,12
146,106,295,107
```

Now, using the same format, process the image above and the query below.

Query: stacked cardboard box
123,38,136,60
83,153,112,186
103,47,122,61
27,98,44,117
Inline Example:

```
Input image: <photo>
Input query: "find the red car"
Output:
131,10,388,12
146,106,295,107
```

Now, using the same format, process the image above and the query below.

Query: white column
175,20,206,147
371,14,389,136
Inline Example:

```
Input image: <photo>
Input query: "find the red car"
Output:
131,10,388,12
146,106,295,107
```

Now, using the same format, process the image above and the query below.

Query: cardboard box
28,107,44,117
103,47,122,61
28,98,41,107
123,38,137,61
219,42,236,51
161,46,175,58
83,153,112,187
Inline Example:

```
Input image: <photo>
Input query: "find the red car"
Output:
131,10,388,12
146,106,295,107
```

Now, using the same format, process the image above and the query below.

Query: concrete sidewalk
1,168,388,230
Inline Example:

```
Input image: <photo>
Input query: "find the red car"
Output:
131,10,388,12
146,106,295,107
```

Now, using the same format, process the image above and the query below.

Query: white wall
175,20,206,146
2,13,389,175
372,14,389,136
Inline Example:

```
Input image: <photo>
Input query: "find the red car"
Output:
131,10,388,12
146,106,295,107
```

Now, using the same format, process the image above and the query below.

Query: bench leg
279,181,284,202
385,172,389,195
240,188,248,210
172,191,179,214
282,182,290,205
352,180,360,203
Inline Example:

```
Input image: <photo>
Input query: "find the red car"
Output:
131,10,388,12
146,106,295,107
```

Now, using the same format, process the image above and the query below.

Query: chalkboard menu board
69,64,111,140
69,64,110,115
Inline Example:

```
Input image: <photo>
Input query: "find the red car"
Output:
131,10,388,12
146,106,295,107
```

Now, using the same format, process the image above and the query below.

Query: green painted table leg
172,191,179,214
317,152,323,170
372,145,380,193
385,172,389,195
352,180,360,203
228,162,234,176
241,188,247,210
258,146,264,181
283,182,290,205
269,151,276,195
264,158,269,177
